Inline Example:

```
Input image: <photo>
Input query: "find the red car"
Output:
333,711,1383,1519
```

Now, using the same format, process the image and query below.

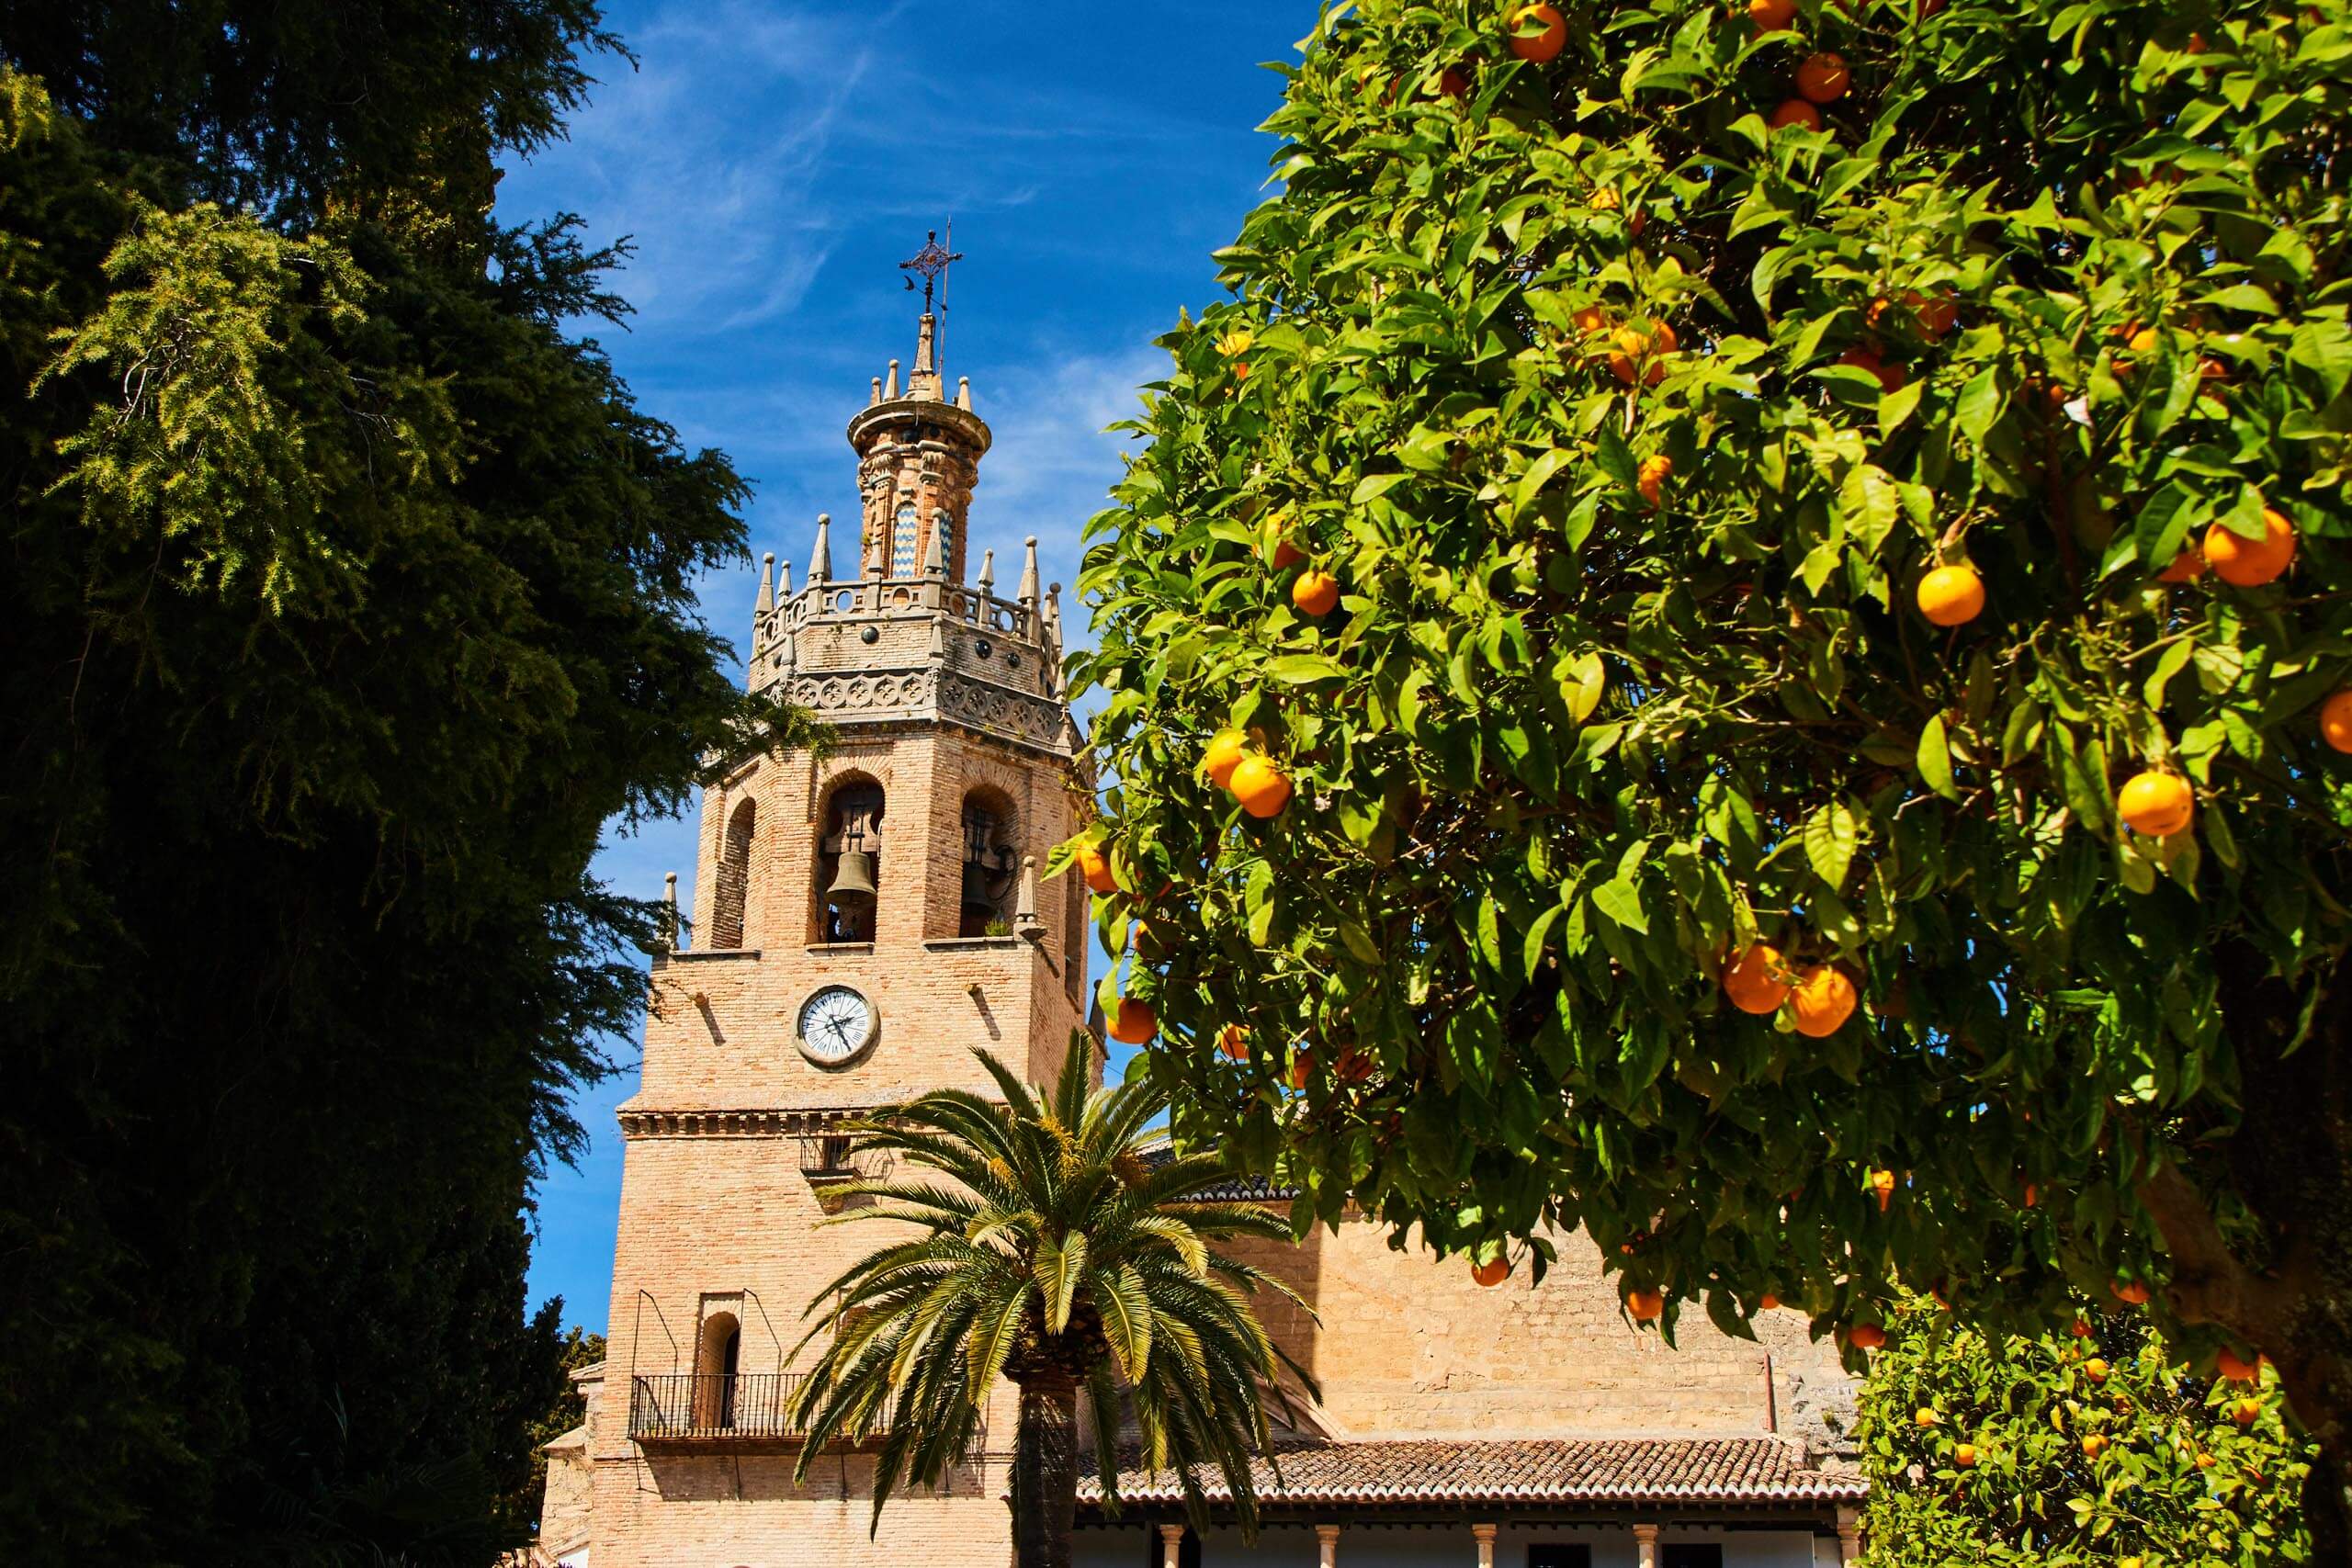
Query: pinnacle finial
884,359,900,400
758,552,776,616
923,510,947,577
870,375,882,406
956,376,973,412
1018,536,1041,604
977,548,996,593
809,513,833,583
776,558,793,599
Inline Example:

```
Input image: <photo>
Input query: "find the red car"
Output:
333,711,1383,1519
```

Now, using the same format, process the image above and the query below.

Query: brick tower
575,299,1090,1567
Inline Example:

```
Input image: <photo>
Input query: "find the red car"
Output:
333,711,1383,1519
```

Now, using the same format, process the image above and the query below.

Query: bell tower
584,265,1091,1563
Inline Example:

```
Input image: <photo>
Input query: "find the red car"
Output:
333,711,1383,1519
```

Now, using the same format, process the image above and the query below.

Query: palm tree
786,1039,1317,1568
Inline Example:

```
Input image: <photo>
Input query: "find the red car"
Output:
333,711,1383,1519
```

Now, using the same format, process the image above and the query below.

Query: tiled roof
1077,1438,1866,1508
1137,1144,1298,1203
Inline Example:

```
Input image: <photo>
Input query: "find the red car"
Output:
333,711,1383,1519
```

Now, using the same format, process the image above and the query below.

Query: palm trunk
1010,1369,1080,1568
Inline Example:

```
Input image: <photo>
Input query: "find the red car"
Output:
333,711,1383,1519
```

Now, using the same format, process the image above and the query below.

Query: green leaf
1264,654,1347,684
1917,714,1959,801
1804,799,1861,892
1955,367,2006,446
1591,876,1648,935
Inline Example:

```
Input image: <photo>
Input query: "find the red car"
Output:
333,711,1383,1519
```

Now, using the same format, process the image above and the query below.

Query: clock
796,985,878,1067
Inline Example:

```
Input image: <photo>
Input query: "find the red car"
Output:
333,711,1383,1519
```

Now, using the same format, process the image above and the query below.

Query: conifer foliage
0,6,795,1560
1072,0,2352,1542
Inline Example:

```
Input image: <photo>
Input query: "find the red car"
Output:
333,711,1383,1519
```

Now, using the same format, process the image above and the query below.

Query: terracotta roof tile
1077,1438,1866,1508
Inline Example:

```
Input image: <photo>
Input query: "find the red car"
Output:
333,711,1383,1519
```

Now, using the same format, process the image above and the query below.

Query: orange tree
1065,0,2352,1543
1854,1299,2313,1564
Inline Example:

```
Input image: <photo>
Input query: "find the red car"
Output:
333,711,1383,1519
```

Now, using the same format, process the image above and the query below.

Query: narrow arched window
957,790,1019,937
693,1311,741,1431
709,797,756,950
814,781,885,943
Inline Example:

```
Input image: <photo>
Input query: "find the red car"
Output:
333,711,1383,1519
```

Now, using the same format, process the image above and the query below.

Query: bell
961,859,998,914
826,849,876,902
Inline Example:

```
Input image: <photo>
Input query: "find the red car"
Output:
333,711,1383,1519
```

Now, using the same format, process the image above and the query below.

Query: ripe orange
1637,454,1673,508
1917,564,1985,626
1914,1406,1939,1427
1076,840,1119,894
1723,942,1793,1014
1571,301,1611,334
2084,1357,2109,1382
2156,543,2207,582
1287,1052,1312,1090
1796,52,1850,103
1293,569,1340,616
1770,97,1825,133
1838,344,1905,393
1791,965,1858,1037
1472,1256,1511,1287
2233,1397,2261,1427
2202,507,2296,586
2073,1316,2093,1337
2322,692,2352,757
1758,1292,1781,1311
1439,63,1473,100
1216,1024,1249,1060
1914,291,1958,338
1607,321,1677,387
1869,1168,1897,1212
1228,754,1295,819
2196,1450,2216,1470
2112,1280,2151,1307
1627,1289,1665,1322
1953,1442,1977,1469
1747,0,1797,28
2117,771,2194,838
2217,1347,2260,1382
1272,537,1307,570
2083,1433,2108,1460
1110,997,1157,1044
1507,3,1566,62
1848,1322,1887,1351
2023,1183,2040,1209
1204,728,1250,789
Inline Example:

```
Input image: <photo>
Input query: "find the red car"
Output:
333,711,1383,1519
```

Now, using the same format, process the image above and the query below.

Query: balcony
630,1372,819,1443
628,1372,928,1447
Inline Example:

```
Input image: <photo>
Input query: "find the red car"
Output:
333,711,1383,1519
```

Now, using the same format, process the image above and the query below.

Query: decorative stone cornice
616,1106,874,1141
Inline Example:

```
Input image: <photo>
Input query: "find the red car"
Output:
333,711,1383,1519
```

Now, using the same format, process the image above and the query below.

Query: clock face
797,985,877,1067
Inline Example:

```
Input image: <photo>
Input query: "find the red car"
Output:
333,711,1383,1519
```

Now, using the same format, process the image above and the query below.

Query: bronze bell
826,849,876,902
961,859,996,913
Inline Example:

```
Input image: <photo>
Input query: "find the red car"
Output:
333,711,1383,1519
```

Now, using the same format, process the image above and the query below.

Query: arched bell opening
813,778,885,944
957,788,1020,938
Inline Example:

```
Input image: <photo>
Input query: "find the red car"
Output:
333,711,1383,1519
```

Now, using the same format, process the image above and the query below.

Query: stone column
1836,1506,1862,1565
1632,1522,1659,1568
1317,1522,1342,1568
1159,1523,1186,1568
1472,1521,1498,1568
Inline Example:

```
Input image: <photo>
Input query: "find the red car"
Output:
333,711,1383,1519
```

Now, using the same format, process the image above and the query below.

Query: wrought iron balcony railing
628,1372,910,1445
629,1372,812,1441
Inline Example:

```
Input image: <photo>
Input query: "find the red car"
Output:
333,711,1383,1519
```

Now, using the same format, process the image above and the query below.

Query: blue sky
502,0,1318,1336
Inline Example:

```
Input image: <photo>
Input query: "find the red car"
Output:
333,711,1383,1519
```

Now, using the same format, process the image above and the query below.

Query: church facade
535,302,1869,1568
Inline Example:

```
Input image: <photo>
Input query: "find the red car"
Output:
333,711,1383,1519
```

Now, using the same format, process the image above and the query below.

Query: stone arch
708,796,756,950
812,773,886,944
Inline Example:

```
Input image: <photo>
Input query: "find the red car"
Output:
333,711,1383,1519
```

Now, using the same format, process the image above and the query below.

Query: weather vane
899,226,962,315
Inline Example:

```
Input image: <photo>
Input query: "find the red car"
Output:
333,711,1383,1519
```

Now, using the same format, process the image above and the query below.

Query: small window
1662,1548,1723,1568
815,781,884,942
1528,1549,1592,1568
